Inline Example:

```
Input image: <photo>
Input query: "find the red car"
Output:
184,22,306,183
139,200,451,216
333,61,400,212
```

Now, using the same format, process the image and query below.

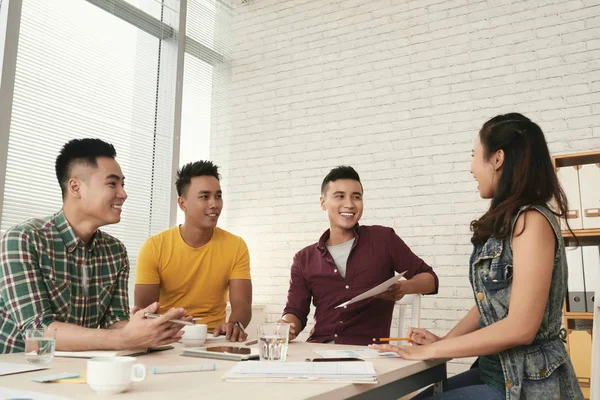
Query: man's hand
374,280,408,301
121,302,187,348
277,319,298,340
213,322,247,342
130,305,142,316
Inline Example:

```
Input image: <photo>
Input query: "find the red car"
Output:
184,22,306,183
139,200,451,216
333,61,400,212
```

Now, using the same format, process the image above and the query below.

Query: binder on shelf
566,246,587,312
557,166,583,230
578,163,600,229
582,245,600,313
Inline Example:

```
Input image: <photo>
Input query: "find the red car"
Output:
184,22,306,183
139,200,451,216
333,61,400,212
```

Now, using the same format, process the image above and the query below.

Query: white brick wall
212,0,600,375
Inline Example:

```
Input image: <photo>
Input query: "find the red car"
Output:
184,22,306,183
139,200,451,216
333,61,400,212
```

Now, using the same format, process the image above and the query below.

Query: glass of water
258,323,290,362
24,328,56,364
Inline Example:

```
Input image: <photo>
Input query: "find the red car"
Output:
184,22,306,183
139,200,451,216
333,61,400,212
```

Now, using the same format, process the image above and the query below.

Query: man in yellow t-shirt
134,161,252,342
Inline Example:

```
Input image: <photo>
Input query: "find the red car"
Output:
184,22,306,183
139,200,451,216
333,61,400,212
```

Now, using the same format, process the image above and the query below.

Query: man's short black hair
176,161,220,196
321,166,362,195
55,138,117,199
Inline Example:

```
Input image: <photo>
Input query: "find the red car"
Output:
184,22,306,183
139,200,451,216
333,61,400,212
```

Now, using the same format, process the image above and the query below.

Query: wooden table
0,342,447,399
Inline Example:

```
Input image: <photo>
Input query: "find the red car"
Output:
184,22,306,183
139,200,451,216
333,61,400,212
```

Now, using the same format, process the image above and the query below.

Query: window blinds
1,0,178,289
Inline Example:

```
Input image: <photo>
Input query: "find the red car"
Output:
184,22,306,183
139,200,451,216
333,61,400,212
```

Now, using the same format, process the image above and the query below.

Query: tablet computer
181,346,260,361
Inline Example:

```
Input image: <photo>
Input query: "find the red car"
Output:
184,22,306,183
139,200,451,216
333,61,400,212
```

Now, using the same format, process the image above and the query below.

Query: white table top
0,342,446,399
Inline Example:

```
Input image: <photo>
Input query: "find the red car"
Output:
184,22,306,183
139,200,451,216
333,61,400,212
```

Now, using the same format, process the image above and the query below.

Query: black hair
470,113,572,244
321,166,362,195
176,161,220,196
55,138,117,199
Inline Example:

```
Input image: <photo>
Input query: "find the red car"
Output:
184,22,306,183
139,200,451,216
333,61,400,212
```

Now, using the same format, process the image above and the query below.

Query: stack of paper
223,362,377,384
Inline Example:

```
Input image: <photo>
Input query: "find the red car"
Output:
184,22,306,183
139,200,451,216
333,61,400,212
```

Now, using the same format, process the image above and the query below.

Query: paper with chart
335,272,406,309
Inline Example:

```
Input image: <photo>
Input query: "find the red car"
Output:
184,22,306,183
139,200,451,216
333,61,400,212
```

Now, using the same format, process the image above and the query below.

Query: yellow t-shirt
135,226,251,330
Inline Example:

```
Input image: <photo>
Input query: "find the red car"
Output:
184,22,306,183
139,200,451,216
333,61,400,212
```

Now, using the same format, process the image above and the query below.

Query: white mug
87,357,146,394
181,324,208,347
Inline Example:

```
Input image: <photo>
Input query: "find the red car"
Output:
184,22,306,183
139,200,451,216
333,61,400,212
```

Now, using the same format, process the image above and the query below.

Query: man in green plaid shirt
0,139,188,353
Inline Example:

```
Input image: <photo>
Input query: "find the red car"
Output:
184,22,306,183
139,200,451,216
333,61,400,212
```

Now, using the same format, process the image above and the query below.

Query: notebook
181,346,259,361
223,361,378,383
54,345,174,358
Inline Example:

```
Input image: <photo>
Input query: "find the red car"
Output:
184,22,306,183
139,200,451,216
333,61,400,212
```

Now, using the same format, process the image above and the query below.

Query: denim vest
469,205,584,399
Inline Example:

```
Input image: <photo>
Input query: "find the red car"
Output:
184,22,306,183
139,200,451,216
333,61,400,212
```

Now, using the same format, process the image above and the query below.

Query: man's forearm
228,305,252,328
405,272,436,295
108,320,128,330
48,321,129,351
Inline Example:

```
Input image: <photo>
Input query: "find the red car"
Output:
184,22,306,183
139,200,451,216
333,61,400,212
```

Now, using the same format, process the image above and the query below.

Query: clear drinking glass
24,328,56,364
258,323,290,362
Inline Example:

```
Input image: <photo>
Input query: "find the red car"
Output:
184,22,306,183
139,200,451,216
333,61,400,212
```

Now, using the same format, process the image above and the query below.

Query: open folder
335,272,406,309
223,361,377,384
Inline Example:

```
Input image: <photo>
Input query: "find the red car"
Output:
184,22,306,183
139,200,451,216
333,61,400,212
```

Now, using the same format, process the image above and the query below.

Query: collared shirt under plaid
0,210,130,353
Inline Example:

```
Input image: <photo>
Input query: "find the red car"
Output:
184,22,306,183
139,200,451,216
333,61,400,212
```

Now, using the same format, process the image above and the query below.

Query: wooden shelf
561,229,600,238
553,151,600,168
554,150,599,400
564,312,594,320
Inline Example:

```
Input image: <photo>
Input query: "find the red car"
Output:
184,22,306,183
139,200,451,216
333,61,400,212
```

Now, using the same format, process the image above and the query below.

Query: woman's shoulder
512,205,557,242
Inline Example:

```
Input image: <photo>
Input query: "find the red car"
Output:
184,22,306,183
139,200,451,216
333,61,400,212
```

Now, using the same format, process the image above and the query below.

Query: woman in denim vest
371,113,583,399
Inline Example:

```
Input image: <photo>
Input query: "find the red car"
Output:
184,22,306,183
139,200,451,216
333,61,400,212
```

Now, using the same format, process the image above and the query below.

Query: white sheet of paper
205,335,228,343
223,361,377,383
334,272,406,308
54,350,122,358
0,362,48,376
352,349,401,358
313,349,400,359
0,388,72,399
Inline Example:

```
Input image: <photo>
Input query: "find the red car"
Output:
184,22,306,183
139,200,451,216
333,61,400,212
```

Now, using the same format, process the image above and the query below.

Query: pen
232,321,245,333
372,337,412,342
152,364,216,374
144,312,194,325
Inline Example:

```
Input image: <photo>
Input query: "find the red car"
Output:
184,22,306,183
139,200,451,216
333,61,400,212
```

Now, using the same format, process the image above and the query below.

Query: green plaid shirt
0,210,130,353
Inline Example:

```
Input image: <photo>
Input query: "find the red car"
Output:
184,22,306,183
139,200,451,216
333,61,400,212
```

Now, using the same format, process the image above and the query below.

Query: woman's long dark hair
470,113,572,244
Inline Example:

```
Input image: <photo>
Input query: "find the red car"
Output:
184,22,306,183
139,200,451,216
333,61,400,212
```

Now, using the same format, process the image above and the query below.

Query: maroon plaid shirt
283,225,438,345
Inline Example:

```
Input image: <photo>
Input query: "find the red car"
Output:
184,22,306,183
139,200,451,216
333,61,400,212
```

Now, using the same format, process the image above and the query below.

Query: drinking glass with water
25,328,56,364
258,323,290,362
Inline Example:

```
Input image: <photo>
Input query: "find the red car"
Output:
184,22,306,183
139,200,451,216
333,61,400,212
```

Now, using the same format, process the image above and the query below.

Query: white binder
578,163,600,229
582,245,600,312
566,246,587,312
557,166,583,230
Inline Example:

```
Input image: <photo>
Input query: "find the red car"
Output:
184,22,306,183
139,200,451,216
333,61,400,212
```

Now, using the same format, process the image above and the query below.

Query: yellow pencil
372,337,412,342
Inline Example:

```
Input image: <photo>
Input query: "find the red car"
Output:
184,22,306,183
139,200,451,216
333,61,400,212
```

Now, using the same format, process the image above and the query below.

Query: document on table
55,345,173,358
335,272,406,308
0,362,49,376
0,388,73,399
223,361,377,383
313,349,400,359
